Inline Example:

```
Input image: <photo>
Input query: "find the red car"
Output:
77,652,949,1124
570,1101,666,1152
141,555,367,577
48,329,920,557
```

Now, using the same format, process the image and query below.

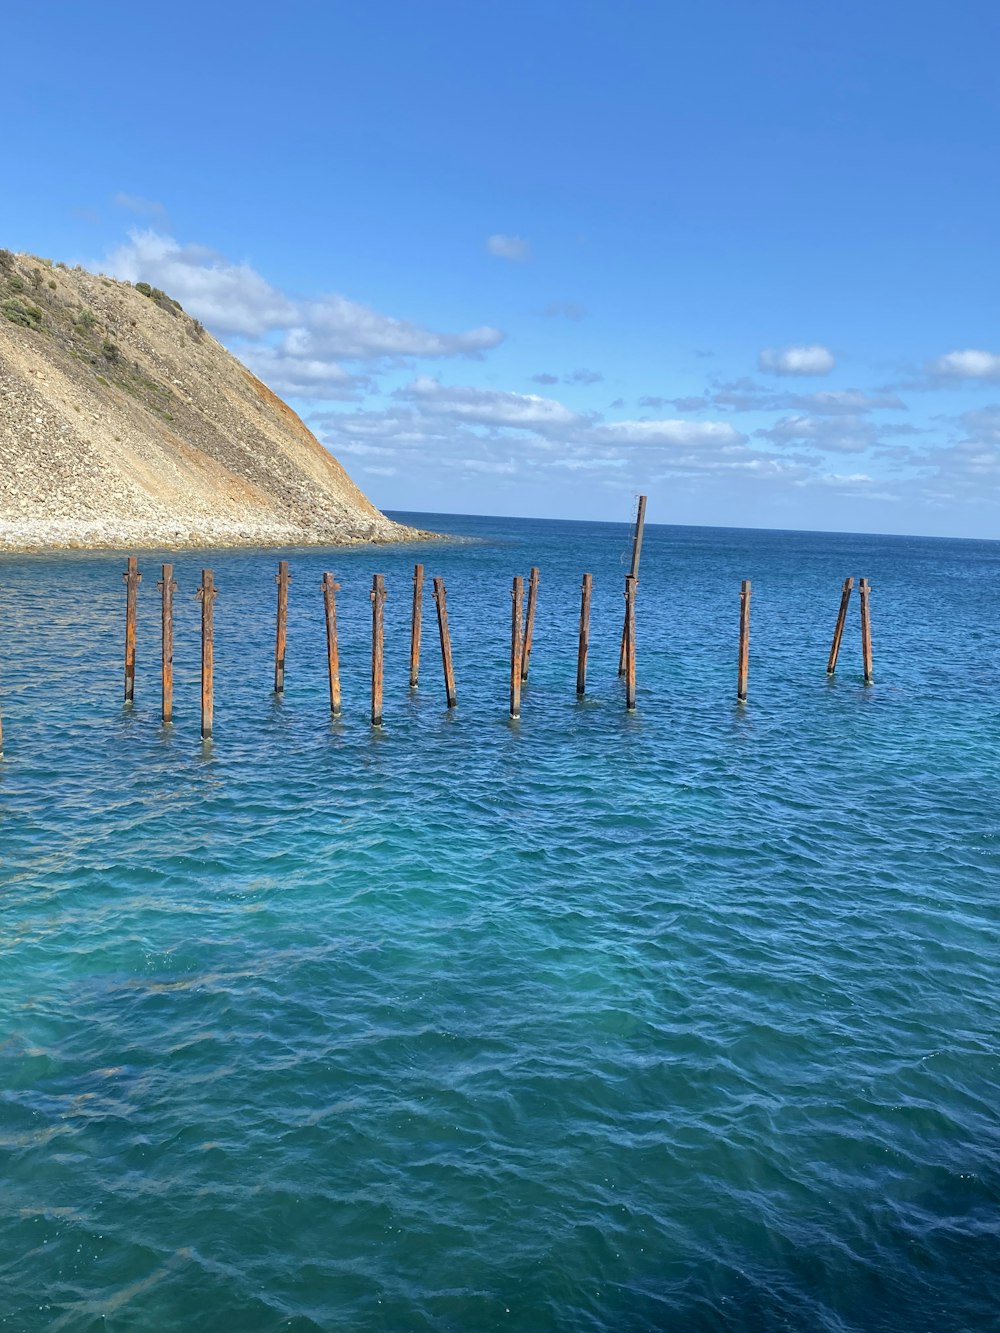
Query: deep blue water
1,512,998,1331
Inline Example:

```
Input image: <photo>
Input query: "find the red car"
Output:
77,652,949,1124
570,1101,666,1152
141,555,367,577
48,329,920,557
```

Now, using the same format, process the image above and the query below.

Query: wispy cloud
486,233,530,262
541,301,585,320
758,344,835,376
113,193,168,220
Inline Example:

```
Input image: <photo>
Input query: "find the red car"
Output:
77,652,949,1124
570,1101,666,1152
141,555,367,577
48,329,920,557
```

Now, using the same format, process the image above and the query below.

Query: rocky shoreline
0,516,443,554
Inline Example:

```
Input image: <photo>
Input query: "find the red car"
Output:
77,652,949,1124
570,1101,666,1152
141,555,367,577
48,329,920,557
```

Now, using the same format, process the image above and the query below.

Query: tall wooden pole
826,576,854,676
624,575,637,711
196,569,216,740
859,577,873,684
737,578,751,703
157,563,176,724
521,565,540,681
619,496,647,675
274,560,290,694
370,573,386,726
576,572,592,696
409,562,424,688
510,575,524,719
432,576,457,708
123,555,141,703
321,572,341,716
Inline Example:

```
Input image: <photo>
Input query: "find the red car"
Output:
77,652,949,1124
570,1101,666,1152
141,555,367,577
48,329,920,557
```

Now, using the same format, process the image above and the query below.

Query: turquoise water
1,513,998,1331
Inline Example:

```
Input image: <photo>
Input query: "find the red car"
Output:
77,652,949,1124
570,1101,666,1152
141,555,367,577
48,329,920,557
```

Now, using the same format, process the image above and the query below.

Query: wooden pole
321,572,341,716
510,575,524,719
737,578,751,703
619,495,647,675
157,563,176,724
577,572,592,696
123,555,141,703
826,576,854,676
624,575,637,711
859,577,873,684
521,565,540,681
370,573,386,726
274,560,290,694
196,569,216,740
432,576,457,708
409,562,424,688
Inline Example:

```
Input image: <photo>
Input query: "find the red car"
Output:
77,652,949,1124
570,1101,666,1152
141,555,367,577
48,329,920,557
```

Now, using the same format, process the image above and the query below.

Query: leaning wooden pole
510,575,524,719
859,577,873,684
826,576,854,676
321,572,341,716
370,573,386,726
521,566,540,681
196,569,216,740
432,576,457,708
737,578,751,703
157,563,177,724
123,555,141,703
619,496,647,675
274,560,290,694
409,562,424,688
624,575,637,711
576,572,592,696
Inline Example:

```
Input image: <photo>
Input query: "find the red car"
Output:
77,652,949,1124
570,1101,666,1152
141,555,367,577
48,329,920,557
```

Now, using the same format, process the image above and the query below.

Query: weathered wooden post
521,565,540,681
737,578,751,703
409,562,424,688
577,572,592,696
274,560,290,694
432,577,457,708
157,563,177,723
510,575,524,719
826,576,854,676
123,555,141,703
321,572,341,716
619,496,647,675
370,573,386,726
624,575,637,711
859,577,873,684
196,569,216,740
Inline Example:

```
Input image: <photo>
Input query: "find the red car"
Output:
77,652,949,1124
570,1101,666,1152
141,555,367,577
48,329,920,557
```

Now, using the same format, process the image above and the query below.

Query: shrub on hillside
2,300,43,329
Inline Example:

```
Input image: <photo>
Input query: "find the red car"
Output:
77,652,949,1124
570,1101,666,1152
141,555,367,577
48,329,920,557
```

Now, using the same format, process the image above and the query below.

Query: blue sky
5,1,1000,536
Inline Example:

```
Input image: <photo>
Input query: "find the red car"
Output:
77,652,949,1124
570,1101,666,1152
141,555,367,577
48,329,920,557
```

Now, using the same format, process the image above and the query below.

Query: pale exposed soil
0,251,424,551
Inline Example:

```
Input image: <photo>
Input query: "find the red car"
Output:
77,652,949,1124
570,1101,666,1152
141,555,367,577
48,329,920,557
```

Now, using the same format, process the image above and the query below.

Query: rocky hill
0,250,418,551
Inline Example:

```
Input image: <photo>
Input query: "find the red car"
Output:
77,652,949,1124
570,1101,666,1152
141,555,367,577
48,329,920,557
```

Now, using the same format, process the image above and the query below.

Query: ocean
1,512,998,1331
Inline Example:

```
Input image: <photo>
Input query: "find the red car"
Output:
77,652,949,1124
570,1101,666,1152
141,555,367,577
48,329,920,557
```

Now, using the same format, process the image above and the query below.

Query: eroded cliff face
0,250,418,550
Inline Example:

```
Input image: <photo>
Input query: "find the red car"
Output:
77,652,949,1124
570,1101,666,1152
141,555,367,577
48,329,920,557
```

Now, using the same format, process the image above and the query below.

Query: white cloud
105,230,296,336
486,233,530,261
395,377,583,429
101,229,504,399
240,347,370,401
758,344,835,376
928,349,1000,380
757,414,876,453
595,419,743,448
